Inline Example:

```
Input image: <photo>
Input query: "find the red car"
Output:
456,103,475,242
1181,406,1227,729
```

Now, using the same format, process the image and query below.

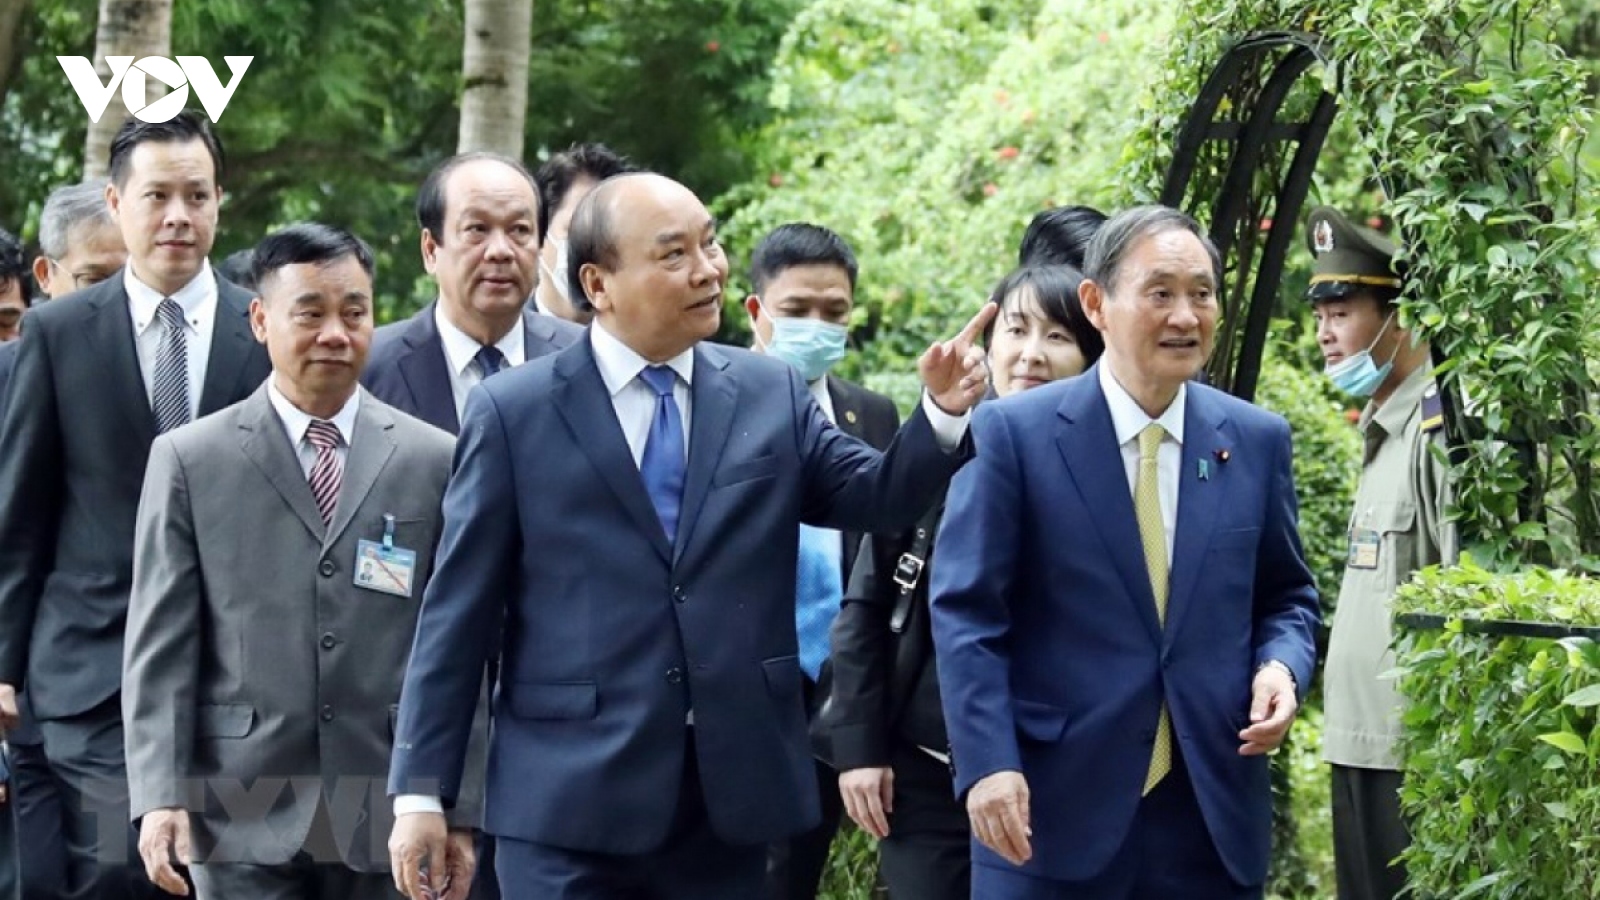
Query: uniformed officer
1308,207,1458,900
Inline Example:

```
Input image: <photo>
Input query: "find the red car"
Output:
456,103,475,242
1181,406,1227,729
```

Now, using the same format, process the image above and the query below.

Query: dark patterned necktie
306,419,343,527
151,298,190,433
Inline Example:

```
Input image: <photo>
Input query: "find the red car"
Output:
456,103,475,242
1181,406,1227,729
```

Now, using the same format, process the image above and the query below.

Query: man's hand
391,812,477,900
138,807,192,896
0,682,18,732
966,770,1031,866
839,766,895,839
919,302,999,416
1239,663,1299,756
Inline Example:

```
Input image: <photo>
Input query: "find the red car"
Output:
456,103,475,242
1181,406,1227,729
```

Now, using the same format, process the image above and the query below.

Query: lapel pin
1198,459,1210,481
1215,448,1231,464
845,410,858,425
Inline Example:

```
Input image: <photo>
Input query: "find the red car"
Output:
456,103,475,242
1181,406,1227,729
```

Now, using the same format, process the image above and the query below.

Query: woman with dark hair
1018,204,1108,269
826,265,1103,899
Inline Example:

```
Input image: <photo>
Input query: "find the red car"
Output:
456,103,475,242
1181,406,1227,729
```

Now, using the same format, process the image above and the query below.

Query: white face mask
540,236,571,303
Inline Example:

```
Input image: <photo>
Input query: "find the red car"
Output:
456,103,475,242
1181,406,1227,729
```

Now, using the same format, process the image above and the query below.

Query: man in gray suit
123,224,479,899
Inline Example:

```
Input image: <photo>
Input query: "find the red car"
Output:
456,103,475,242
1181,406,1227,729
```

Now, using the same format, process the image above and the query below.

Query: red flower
768,173,783,188
1367,216,1384,229
997,146,1019,160
705,40,720,53
1259,217,1273,231
1345,408,1361,425
982,182,999,197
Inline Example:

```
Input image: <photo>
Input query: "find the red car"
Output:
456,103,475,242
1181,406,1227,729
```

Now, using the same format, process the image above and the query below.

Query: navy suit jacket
930,364,1319,887
389,334,966,854
361,302,582,434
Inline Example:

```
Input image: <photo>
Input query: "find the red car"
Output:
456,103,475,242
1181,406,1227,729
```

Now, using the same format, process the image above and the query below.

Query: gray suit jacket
122,385,481,871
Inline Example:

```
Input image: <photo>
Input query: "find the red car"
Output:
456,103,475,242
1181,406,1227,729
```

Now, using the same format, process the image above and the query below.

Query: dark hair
1019,205,1107,269
564,174,647,315
534,143,635,243
251,224,374,294
1084,205,1221,294
216,249,256,291
1,227,27,303
107,111,225,188
415,152,540,245
748,223,859,295
980,265,1103,364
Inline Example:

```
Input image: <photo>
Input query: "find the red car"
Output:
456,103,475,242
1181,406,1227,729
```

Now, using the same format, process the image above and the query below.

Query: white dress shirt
265,377,361,476
126,262,217,421
433,302,527,422
1098,362,1184,561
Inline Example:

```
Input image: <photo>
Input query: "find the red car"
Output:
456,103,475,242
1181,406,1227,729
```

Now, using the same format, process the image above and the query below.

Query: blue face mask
1324,312,1397,397
758,308,848,382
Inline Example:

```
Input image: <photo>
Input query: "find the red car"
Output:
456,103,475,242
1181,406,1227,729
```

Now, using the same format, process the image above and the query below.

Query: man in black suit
743,223,900,900
0,112,271,900
363,153,581,434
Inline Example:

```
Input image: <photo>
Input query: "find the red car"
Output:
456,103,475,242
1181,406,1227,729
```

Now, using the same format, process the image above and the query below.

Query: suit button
321,633,338,650
673,586,687,604
319,559,336,577
320,705,335,722
665,667,684,685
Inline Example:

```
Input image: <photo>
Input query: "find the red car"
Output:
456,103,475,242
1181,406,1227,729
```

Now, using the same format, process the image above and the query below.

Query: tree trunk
457,0,532,157
82,0,172,178
0,0,31,112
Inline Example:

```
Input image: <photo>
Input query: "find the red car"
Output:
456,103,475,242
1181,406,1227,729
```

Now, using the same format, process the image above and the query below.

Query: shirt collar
1098,361,1186,447
433,301,527,376
125,261,217,335
589,321,695,398
1362,363,1432,437
267,376,362,449
808,375,836,424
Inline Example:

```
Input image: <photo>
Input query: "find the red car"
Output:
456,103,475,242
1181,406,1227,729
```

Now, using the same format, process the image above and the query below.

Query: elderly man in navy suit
932,205,1319,899
386,172,995,900
363,152,581,435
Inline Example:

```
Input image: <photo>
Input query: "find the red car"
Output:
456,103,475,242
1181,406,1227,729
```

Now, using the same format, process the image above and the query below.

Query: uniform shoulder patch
1421,383,1445,433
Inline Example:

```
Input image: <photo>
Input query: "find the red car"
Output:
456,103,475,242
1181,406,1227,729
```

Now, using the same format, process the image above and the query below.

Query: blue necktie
796,524,843,681
475,345,505,378
638,365,686,543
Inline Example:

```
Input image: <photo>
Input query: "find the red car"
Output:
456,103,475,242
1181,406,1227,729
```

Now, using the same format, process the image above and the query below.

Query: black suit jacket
362,302,582,435
0,270,271,719
824,375,900,579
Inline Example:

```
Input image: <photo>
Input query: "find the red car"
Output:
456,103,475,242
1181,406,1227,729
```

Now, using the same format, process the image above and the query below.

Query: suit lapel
1054,369,1163,644
198,281,260,415
551,341,672,562
673,345,737,565
828,376,867,441
399,305,460,433
84,277,158,447
1164,389,1230,643
236,386,326,542
324,390,397,548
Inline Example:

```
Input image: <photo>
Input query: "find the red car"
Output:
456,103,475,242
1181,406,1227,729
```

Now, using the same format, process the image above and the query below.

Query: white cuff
920,391,971,452
394,794,445,817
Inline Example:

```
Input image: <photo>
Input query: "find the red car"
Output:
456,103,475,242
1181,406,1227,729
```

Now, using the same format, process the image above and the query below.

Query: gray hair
38,180,114,260
1083,205,1222,295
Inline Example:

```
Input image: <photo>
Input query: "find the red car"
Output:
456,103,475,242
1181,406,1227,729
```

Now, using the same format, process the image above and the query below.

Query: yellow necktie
1135,423,1172,793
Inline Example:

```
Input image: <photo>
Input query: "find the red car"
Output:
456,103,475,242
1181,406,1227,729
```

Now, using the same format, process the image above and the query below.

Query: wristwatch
1256,659,1297,690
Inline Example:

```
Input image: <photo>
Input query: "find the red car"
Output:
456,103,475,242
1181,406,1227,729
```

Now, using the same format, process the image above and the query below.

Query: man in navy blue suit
931,205,1320,899
386,172,994,900
363,152,581,435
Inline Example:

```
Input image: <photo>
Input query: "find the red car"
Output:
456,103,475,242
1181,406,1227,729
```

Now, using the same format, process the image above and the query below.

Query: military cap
1304,206,1403,301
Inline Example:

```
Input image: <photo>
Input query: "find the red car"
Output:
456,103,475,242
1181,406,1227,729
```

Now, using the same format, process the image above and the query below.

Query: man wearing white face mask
532,143,636,324
1306,206,1458,900
744,223,900,900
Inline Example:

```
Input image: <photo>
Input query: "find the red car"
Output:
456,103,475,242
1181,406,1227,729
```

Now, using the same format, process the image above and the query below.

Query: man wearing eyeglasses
31,181,128,302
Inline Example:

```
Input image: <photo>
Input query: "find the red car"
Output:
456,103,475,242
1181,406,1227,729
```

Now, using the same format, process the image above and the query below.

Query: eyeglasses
46,260,112,291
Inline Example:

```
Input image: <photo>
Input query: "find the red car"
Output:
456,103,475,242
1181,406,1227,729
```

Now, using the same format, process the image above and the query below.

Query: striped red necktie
305,419,343,527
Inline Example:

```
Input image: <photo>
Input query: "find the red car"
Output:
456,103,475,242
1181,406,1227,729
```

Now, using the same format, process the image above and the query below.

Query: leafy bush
1394,562,1600,898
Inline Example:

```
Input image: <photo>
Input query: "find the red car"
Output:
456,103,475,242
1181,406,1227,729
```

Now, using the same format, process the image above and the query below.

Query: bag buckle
893,552,925,591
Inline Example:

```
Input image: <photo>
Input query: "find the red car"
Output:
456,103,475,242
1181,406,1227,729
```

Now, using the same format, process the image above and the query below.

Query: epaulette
1420,383,1445,434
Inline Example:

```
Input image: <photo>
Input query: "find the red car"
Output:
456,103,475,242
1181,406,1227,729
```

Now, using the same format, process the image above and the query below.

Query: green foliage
1125,0,1600,568
720,0,1176,374
1394,562,1600,898
0,0,799,319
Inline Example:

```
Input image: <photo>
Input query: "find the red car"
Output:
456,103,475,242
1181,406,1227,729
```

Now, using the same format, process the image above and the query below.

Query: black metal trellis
1396,613,1600,643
